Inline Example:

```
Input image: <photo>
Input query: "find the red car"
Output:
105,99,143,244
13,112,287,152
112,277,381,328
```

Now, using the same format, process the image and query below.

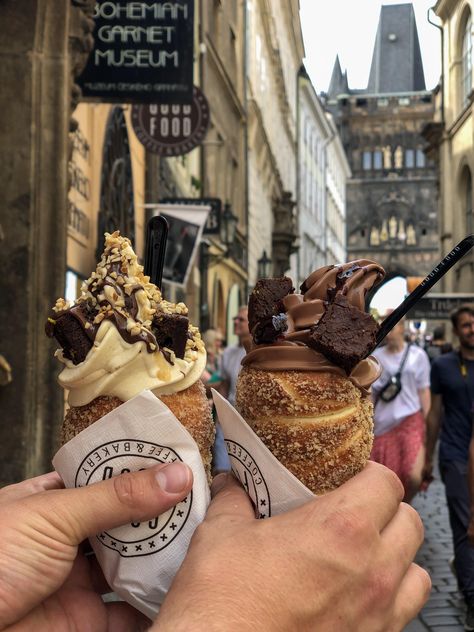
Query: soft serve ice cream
235,260,385,494
46,231,214,476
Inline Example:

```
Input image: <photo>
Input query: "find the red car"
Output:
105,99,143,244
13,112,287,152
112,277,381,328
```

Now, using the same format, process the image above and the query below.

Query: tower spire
367,3,426,94
327,55,349,98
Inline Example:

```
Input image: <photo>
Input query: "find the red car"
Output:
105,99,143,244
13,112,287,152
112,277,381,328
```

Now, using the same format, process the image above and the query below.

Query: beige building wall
326,115,350,265
200,0,248,334
247,0,304,283
298,74,331,286
435,0,474,292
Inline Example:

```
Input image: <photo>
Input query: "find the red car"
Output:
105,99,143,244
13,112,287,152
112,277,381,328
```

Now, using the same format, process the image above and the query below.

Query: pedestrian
424,304,474,630
0,463,430,630
220,305,249,406
370,316,431,502
201,328,224,393
425,324,453,363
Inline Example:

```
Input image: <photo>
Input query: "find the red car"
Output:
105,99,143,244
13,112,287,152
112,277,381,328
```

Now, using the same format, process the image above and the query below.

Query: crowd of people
370,305,474,631
3,303,474,630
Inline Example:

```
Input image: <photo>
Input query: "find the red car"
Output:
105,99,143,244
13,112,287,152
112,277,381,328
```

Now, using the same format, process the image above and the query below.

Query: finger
330,461,404,531
390,563,431,630
89,553,112,595
106,602,151,632
60,549,112,596
378,503,425,585
26,461,193,544
206,472,255,521
0,471,63,504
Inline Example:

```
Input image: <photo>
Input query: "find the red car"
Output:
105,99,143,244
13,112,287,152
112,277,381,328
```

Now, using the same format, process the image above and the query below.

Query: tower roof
366,3,425,94
327,55,349,97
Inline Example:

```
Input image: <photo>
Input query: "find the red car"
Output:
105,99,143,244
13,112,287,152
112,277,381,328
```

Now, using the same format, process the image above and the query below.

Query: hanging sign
160,197,221,235
406,293,474,320
131,85,210,156
78,1,194,104
143,203,211,287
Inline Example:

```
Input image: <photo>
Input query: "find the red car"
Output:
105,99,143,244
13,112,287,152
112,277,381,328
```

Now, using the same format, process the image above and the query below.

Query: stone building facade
429,0,474,293
246,0,304,284
197,0,248,339
297,68,349,287
325,4,439,284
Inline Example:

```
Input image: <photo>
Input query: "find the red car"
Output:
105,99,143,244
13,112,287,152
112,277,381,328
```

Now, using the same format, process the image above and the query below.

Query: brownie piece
45,308,94,365
307,294,379,374
248,277,294,344
152,312,189,359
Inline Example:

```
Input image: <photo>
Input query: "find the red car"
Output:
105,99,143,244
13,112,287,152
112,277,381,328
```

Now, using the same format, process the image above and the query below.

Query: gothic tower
325,3,439,286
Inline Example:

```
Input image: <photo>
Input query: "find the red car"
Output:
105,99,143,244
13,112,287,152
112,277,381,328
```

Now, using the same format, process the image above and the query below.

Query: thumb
27,461,193,544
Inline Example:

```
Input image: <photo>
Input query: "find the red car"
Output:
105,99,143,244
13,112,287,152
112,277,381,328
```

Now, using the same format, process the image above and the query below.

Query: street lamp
199,201,239,330
219,202,238,249
257,250,272,278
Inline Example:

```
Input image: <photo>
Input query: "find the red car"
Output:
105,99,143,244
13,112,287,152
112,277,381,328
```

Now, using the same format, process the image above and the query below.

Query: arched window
362,151,371,170
416,149,426,168
462,13,473,106
405,149,415,168
373,149,383,169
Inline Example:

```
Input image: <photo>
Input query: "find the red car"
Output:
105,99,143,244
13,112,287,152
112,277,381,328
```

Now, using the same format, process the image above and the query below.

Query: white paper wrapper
52,390,210,620
212,390,315,517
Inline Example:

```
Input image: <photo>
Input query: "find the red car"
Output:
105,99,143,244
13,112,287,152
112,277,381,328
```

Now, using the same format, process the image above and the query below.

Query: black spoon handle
374,234,474,348
144,215,169,289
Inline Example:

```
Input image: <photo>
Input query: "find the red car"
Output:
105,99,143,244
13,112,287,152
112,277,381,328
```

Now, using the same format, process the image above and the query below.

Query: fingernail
155,462,191,493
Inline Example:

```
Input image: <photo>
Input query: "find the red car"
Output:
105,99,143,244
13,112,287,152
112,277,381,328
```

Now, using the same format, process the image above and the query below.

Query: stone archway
212,276,225,334
365,264,415,310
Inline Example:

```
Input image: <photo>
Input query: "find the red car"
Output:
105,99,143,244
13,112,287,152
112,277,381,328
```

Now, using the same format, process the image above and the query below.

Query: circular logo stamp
225,440,271,518
75,439,192,557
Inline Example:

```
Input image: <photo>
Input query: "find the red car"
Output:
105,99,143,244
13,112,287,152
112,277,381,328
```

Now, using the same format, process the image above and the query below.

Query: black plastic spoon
373,234,474,351
144,215,169,288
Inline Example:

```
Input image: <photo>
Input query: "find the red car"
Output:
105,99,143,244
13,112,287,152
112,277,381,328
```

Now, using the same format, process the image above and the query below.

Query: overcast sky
299,0,442,94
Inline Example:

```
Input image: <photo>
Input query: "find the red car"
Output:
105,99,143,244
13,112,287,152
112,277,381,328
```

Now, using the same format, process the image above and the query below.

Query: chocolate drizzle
45,232,198,365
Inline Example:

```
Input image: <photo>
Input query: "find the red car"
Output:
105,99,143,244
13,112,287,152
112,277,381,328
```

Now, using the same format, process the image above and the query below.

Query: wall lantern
219,202,238,250
257,250,272,278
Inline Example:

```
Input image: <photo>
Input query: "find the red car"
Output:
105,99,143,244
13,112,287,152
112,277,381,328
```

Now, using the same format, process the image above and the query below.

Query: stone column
0,0,93,485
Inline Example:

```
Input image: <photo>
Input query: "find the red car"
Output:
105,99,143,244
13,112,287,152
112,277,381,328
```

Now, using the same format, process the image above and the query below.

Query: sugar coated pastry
236,260,385,494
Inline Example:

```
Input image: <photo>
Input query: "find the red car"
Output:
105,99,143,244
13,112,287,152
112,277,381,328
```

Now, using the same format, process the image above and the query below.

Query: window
416,149,426,168
462,14,473,106
405,149,415,168
65,270,82,303
373,150,383,169
362,151,372,170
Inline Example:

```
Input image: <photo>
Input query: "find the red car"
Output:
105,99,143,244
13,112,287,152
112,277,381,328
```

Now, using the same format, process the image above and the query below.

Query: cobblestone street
405,466,465,631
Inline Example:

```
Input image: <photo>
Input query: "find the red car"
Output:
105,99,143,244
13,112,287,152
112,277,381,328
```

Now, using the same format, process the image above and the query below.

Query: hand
0,462,193,631
155,461,431,632
468,514,474,546
421,457,434,491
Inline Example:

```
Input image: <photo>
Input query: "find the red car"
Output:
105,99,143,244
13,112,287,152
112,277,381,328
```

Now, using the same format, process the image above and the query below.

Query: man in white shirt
371,318,431,502
220,306,249,406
